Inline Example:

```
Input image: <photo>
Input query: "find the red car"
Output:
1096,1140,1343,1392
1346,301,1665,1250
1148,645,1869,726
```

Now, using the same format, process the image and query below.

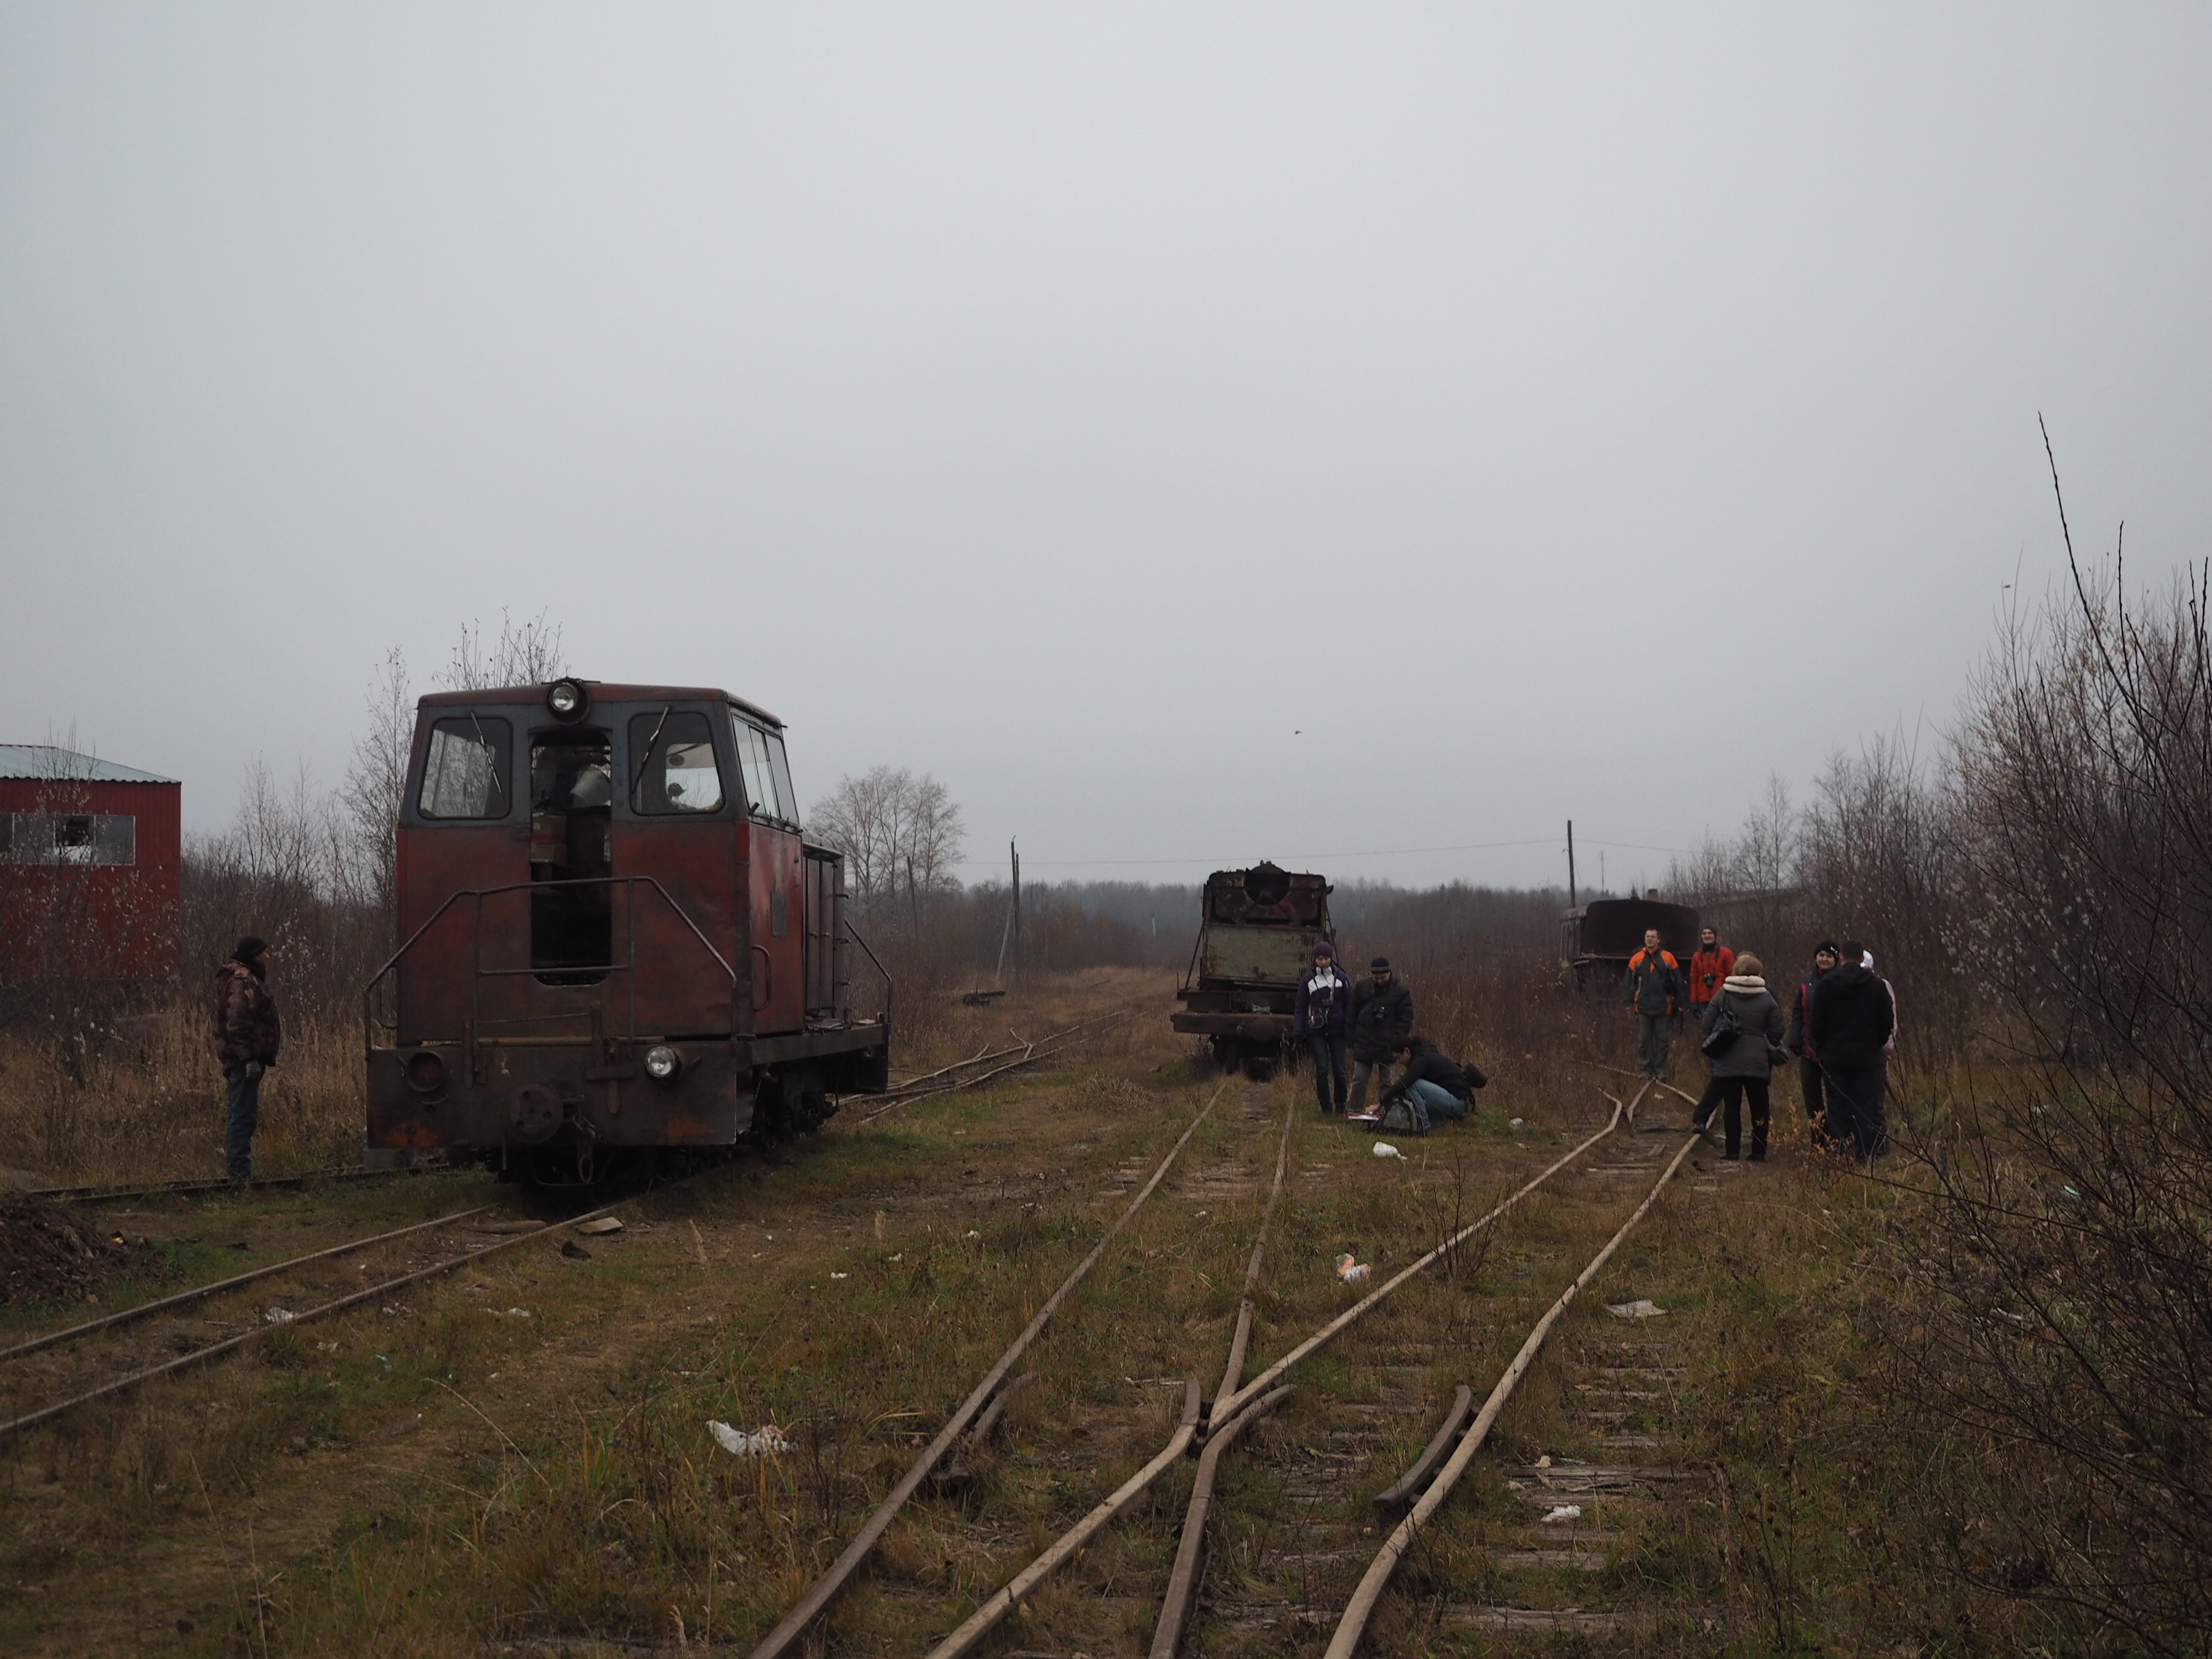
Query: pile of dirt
0,1191,125,1305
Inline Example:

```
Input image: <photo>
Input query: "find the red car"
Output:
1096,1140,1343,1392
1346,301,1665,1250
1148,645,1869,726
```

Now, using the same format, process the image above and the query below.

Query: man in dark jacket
1785,941,1840,1148
212,936,282,1182
1806,939,1895,1162
1347,957,1414,1112
1371,1035,1488,1133
1622,929,1685,1080
1291,941,1352,1117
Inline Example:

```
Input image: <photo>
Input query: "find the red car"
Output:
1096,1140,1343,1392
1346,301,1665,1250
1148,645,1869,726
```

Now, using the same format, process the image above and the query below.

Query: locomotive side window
732,723,774,820
629,711,726,814
420,718,512,819
765,730,798,826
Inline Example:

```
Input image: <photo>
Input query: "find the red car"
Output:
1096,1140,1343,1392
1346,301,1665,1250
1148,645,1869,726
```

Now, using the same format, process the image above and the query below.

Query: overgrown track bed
1,1188,613,1441
28,1161,447,1205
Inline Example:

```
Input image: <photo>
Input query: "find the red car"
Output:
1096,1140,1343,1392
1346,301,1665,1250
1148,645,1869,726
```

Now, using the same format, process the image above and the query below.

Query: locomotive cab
365,679,890,1183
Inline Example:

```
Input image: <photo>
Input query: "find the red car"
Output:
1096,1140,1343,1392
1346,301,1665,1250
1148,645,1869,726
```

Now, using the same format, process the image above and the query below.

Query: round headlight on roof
644,1044,680,1082
546,678,590,720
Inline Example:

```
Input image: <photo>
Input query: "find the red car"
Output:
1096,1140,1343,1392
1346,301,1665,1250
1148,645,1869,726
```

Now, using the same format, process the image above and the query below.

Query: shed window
419,718,512,819
630,711,726,814
0,813,135,865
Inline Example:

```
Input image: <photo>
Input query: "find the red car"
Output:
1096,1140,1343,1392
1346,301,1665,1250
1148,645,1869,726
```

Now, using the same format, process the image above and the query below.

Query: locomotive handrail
362,875,738,1049
843,917,893,1030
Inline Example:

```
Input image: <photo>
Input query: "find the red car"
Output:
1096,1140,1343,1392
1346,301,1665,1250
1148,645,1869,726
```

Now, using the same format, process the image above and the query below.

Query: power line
946,834,1696,871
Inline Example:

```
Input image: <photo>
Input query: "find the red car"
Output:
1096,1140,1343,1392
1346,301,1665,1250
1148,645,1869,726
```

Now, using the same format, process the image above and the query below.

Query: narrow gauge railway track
749,1079,1647,1658
0,1200,619,1441
28,1160,450,1205
859,1011,1136,1123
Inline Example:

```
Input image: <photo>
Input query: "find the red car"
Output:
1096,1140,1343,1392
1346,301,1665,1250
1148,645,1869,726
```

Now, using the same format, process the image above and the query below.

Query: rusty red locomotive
364,678,890,1183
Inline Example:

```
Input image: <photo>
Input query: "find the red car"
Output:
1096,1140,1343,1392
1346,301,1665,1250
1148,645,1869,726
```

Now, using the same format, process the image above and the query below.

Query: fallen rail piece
1323,1121,1704,1659
924,1380,1212,1659
858,1013,1134,1123
1212,1085,1644,1425
1148,1386,1296,1659
927,1371,1040,1497
1371,1385,1477,1515
0,1204,619,1440
0,1203,498,1362
745,1080,1231,1659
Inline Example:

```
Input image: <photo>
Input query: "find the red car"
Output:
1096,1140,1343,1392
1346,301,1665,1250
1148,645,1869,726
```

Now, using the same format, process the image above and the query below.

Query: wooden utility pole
1011,840,1022,984
1566,820,1577,910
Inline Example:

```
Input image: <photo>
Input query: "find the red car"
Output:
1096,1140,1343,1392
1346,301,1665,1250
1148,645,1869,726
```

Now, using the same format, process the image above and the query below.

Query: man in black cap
1346,957,1414,1114
211,937,282,1182
1785,941,1841,1148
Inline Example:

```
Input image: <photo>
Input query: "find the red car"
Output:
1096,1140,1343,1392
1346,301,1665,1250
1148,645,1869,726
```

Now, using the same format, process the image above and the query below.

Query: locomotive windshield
419,717,512,818
630,711,726,814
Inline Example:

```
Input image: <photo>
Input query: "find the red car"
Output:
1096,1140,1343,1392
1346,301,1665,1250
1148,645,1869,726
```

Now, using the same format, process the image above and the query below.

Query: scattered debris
263,1307,296,1324
1606,1300,1667,1320
708,1421,790,1457
1335,1253,1372,1285
1371,1142,1403,1160
0,1191,126,1304
1541,1504,1584,1524
1509,1117,1525,1129
965,1230,982,1240
560,1240,592,1259
575,1217,625,1236
482,1306,533,1318
830,1271,849,1280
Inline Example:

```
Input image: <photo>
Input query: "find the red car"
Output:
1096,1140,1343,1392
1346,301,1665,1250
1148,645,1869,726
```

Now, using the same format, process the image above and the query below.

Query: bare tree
807,766,965,930
440,609,566,691
339,647,411,922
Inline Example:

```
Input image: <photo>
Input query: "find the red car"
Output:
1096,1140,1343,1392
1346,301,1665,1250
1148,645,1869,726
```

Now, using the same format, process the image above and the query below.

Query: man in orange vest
1622,928,1685,1080
1689,926,1734,1019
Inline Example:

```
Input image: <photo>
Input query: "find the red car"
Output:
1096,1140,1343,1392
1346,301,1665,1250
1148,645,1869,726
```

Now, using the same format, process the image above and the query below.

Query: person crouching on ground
1347,957,1413,1112
212,936,282,1183
1371,1036,1488,1134
1696,953,1784,1160
1292,941,1351,1117
1622,929,1685,1080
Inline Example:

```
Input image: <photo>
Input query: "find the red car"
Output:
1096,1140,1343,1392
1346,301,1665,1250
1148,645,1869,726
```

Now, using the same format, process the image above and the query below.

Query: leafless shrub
1883,447,2212,1649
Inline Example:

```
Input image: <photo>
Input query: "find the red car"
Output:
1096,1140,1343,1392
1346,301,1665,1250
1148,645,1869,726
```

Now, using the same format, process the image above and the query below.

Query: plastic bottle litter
1508,1118,1525,1129
1541,1504,1583,1524
708,1421,791,1457
1371,1142,1402,1159
1335,1253,1371,1285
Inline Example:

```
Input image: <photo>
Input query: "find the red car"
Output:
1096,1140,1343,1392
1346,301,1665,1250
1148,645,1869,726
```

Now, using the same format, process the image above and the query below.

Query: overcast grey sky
4,6,2206,891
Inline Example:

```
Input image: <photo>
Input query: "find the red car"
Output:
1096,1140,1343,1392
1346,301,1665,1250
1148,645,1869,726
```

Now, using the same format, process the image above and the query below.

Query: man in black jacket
1347,957,1414,1113
1371,1035,1487,1132
1785,941,1840,1148
1806,939,1895,1162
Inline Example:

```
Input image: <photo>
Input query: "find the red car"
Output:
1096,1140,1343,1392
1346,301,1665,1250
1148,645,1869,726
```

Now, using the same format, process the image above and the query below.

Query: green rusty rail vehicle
1170,861,1334,1080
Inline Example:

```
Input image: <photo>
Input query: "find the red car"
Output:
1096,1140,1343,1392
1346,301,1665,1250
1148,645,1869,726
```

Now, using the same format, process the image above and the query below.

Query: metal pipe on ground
1322,1123,1705,1659
745,1079,1232,1659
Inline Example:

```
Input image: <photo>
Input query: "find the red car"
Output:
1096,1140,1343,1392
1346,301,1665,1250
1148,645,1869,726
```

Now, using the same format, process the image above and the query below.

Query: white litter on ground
1335,1253,1371,1284
1541,1504,1583,1524
830,1271,849,1280
1371,1142,1403,1159
1606,1300,1667,1320
708,1421,791,1457
263,1307,296,1324
1509,1117,1525,1129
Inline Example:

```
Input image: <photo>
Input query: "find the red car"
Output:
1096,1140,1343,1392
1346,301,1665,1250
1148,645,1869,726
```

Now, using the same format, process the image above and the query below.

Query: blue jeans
1304,1031,1348,1112
223,1060,263,1181
1383,1080,1470,1133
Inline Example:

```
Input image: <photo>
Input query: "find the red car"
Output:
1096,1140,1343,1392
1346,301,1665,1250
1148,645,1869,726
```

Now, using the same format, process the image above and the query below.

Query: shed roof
0,745,178,785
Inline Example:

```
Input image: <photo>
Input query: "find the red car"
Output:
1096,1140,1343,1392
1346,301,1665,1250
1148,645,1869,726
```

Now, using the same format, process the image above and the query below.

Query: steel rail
920,1380,1210,1659
879,1012,1130,1098
30,1162,448,1204
1209,1083,1645,1426
1322,1120,1705,1659
0,1203,619,1441
0,1204,498,1362
856,1013,1132,1124
1147,1094,1299,1659
1369,1384,1476,1515
744,1080,1232,1659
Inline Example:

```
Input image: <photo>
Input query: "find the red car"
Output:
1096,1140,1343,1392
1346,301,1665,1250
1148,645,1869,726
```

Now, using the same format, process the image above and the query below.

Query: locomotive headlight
545,677,590,720
643,1044,681,1082
404,1051,446,1093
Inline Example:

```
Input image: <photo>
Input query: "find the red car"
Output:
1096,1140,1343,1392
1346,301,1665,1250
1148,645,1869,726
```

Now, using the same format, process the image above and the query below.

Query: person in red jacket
1688,926,1735,1015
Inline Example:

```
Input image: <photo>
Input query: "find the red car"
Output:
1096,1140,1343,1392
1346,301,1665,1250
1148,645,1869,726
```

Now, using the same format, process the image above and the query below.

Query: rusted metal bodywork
364,682,890,1181
1559,897,1700,990
1171,863,1333,1076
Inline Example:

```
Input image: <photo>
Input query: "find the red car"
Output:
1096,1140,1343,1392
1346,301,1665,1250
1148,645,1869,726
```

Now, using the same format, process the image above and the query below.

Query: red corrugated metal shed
0,747,181,982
